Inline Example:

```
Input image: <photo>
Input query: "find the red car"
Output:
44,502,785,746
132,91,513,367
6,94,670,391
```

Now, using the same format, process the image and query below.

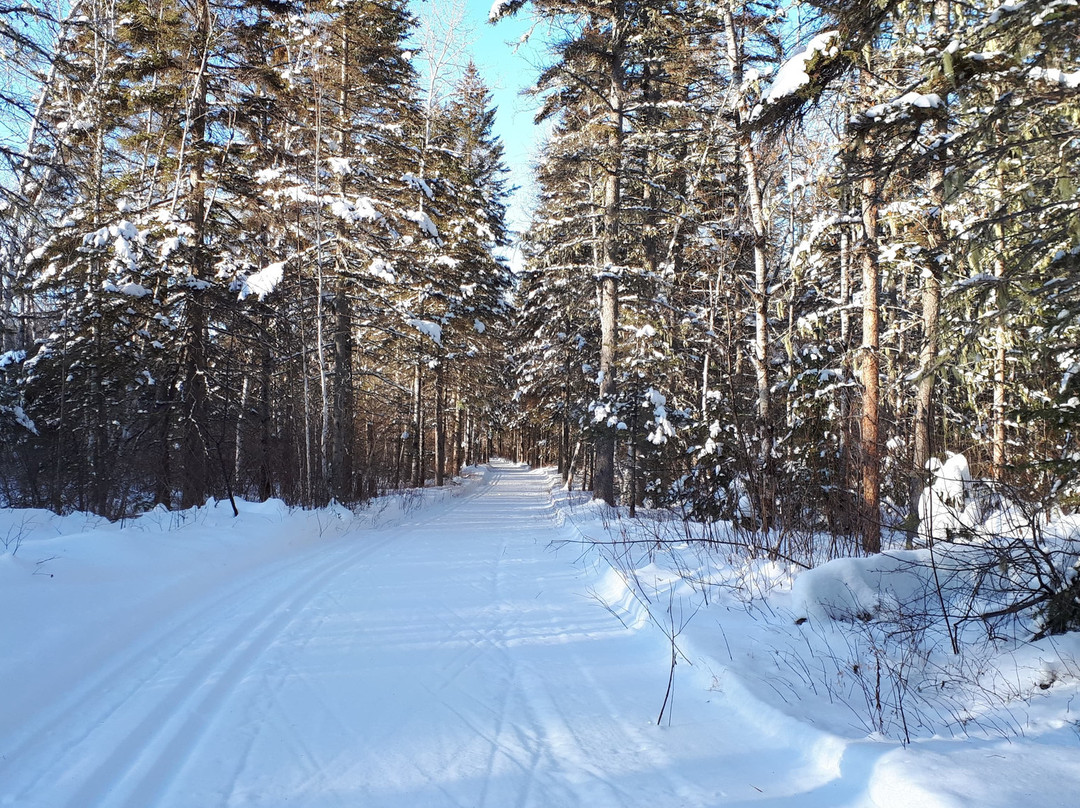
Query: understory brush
548,460,1080,744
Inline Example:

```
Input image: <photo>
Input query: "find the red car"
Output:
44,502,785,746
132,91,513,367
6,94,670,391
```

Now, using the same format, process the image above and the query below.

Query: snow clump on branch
752,31,839,119
239,262,286,301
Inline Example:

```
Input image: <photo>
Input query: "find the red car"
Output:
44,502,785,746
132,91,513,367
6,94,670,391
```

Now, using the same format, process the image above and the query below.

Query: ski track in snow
2,463,889,807
1,514,406,808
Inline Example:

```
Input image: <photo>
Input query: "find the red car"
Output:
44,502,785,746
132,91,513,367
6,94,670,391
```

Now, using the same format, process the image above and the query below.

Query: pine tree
495,0,633,505
425,63,512,483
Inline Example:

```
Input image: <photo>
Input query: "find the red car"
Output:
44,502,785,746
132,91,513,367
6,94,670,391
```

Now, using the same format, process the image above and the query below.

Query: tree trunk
561,351,572,480
839,217,853,347
452,395,464,475
179,0,213,509
463,407,472,468
88,113,107,514
991,163,1008,480
234,371,251,492
723,3,774,530
593,12,625,507
910,2,949,539
859,145,882,555
411,361,424,488
329,29,355,502
331,288,353,499
258,322,273,500
434,357,446,486
594,272,619,505
911,258,942,527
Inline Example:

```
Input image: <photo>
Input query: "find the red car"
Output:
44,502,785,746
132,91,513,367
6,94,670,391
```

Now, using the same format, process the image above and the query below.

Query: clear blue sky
471,1,544,236
411,0,548,239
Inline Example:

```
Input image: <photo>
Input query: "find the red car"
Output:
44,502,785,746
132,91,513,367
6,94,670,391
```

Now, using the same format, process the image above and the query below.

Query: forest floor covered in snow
1,461,1078,807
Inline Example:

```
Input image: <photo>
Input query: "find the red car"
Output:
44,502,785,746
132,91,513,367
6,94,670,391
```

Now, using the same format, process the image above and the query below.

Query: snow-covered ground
1,461,1078,807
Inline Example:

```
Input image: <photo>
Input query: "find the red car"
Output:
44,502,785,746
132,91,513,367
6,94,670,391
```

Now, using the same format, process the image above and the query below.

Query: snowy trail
3,463,842,807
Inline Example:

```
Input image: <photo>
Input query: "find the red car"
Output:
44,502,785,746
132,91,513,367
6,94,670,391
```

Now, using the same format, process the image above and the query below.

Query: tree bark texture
592,7,626,507
860,150,882,555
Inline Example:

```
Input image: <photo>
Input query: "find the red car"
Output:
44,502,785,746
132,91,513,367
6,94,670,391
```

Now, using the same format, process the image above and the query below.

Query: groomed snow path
2,463,841,807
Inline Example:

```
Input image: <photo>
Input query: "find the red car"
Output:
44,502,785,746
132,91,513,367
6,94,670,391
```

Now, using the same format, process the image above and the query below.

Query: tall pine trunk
859,143,882,555
434,357,446,486
991,162,1009,480
330,28,355,502
411,361,424,488
723,3,774,531
331,288,353,499
910,1,949,539
179,0,213,509
593,7,625,507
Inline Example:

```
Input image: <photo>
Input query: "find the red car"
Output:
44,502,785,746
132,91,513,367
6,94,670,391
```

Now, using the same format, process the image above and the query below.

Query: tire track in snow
474,533,565,808
409,469,652,808
6,534,395,808
1,476,497,808
94,535,398,808
472,468,698,808
198,473,509,807
7,464,768,807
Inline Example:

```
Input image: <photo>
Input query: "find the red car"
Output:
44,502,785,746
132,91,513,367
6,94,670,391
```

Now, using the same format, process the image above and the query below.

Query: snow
987,1,1027,25
0,349,25,369
857,91,944,125
254,167,283,184
404,209,440,239
159,236,182,259
83,220,142,270
407,317,442,345
791,549,935,622
368,257,396,283
182,275,211,291
402,172,434,200
918,453,980,543
754,31,840,115
112,235,137,269
1062,360,1080,393
115,281,151,297
2,462,1079,807
12,404,37,434
644,387,674,445
552,479,1080,797
239,261,286,301
592,400,613,425
488,0,526,23
326,156,352,176
1029,66,1080,88
330,197,381,224
847,90,946,133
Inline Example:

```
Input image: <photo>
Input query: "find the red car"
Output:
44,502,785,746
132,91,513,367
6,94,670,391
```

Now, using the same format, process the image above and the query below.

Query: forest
1,1,1078,625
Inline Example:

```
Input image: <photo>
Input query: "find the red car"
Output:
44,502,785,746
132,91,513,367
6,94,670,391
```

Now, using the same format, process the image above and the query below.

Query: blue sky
412,0,548,238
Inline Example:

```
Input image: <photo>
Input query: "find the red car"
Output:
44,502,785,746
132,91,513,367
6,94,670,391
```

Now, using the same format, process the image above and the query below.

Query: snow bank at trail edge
540,467,1080,808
